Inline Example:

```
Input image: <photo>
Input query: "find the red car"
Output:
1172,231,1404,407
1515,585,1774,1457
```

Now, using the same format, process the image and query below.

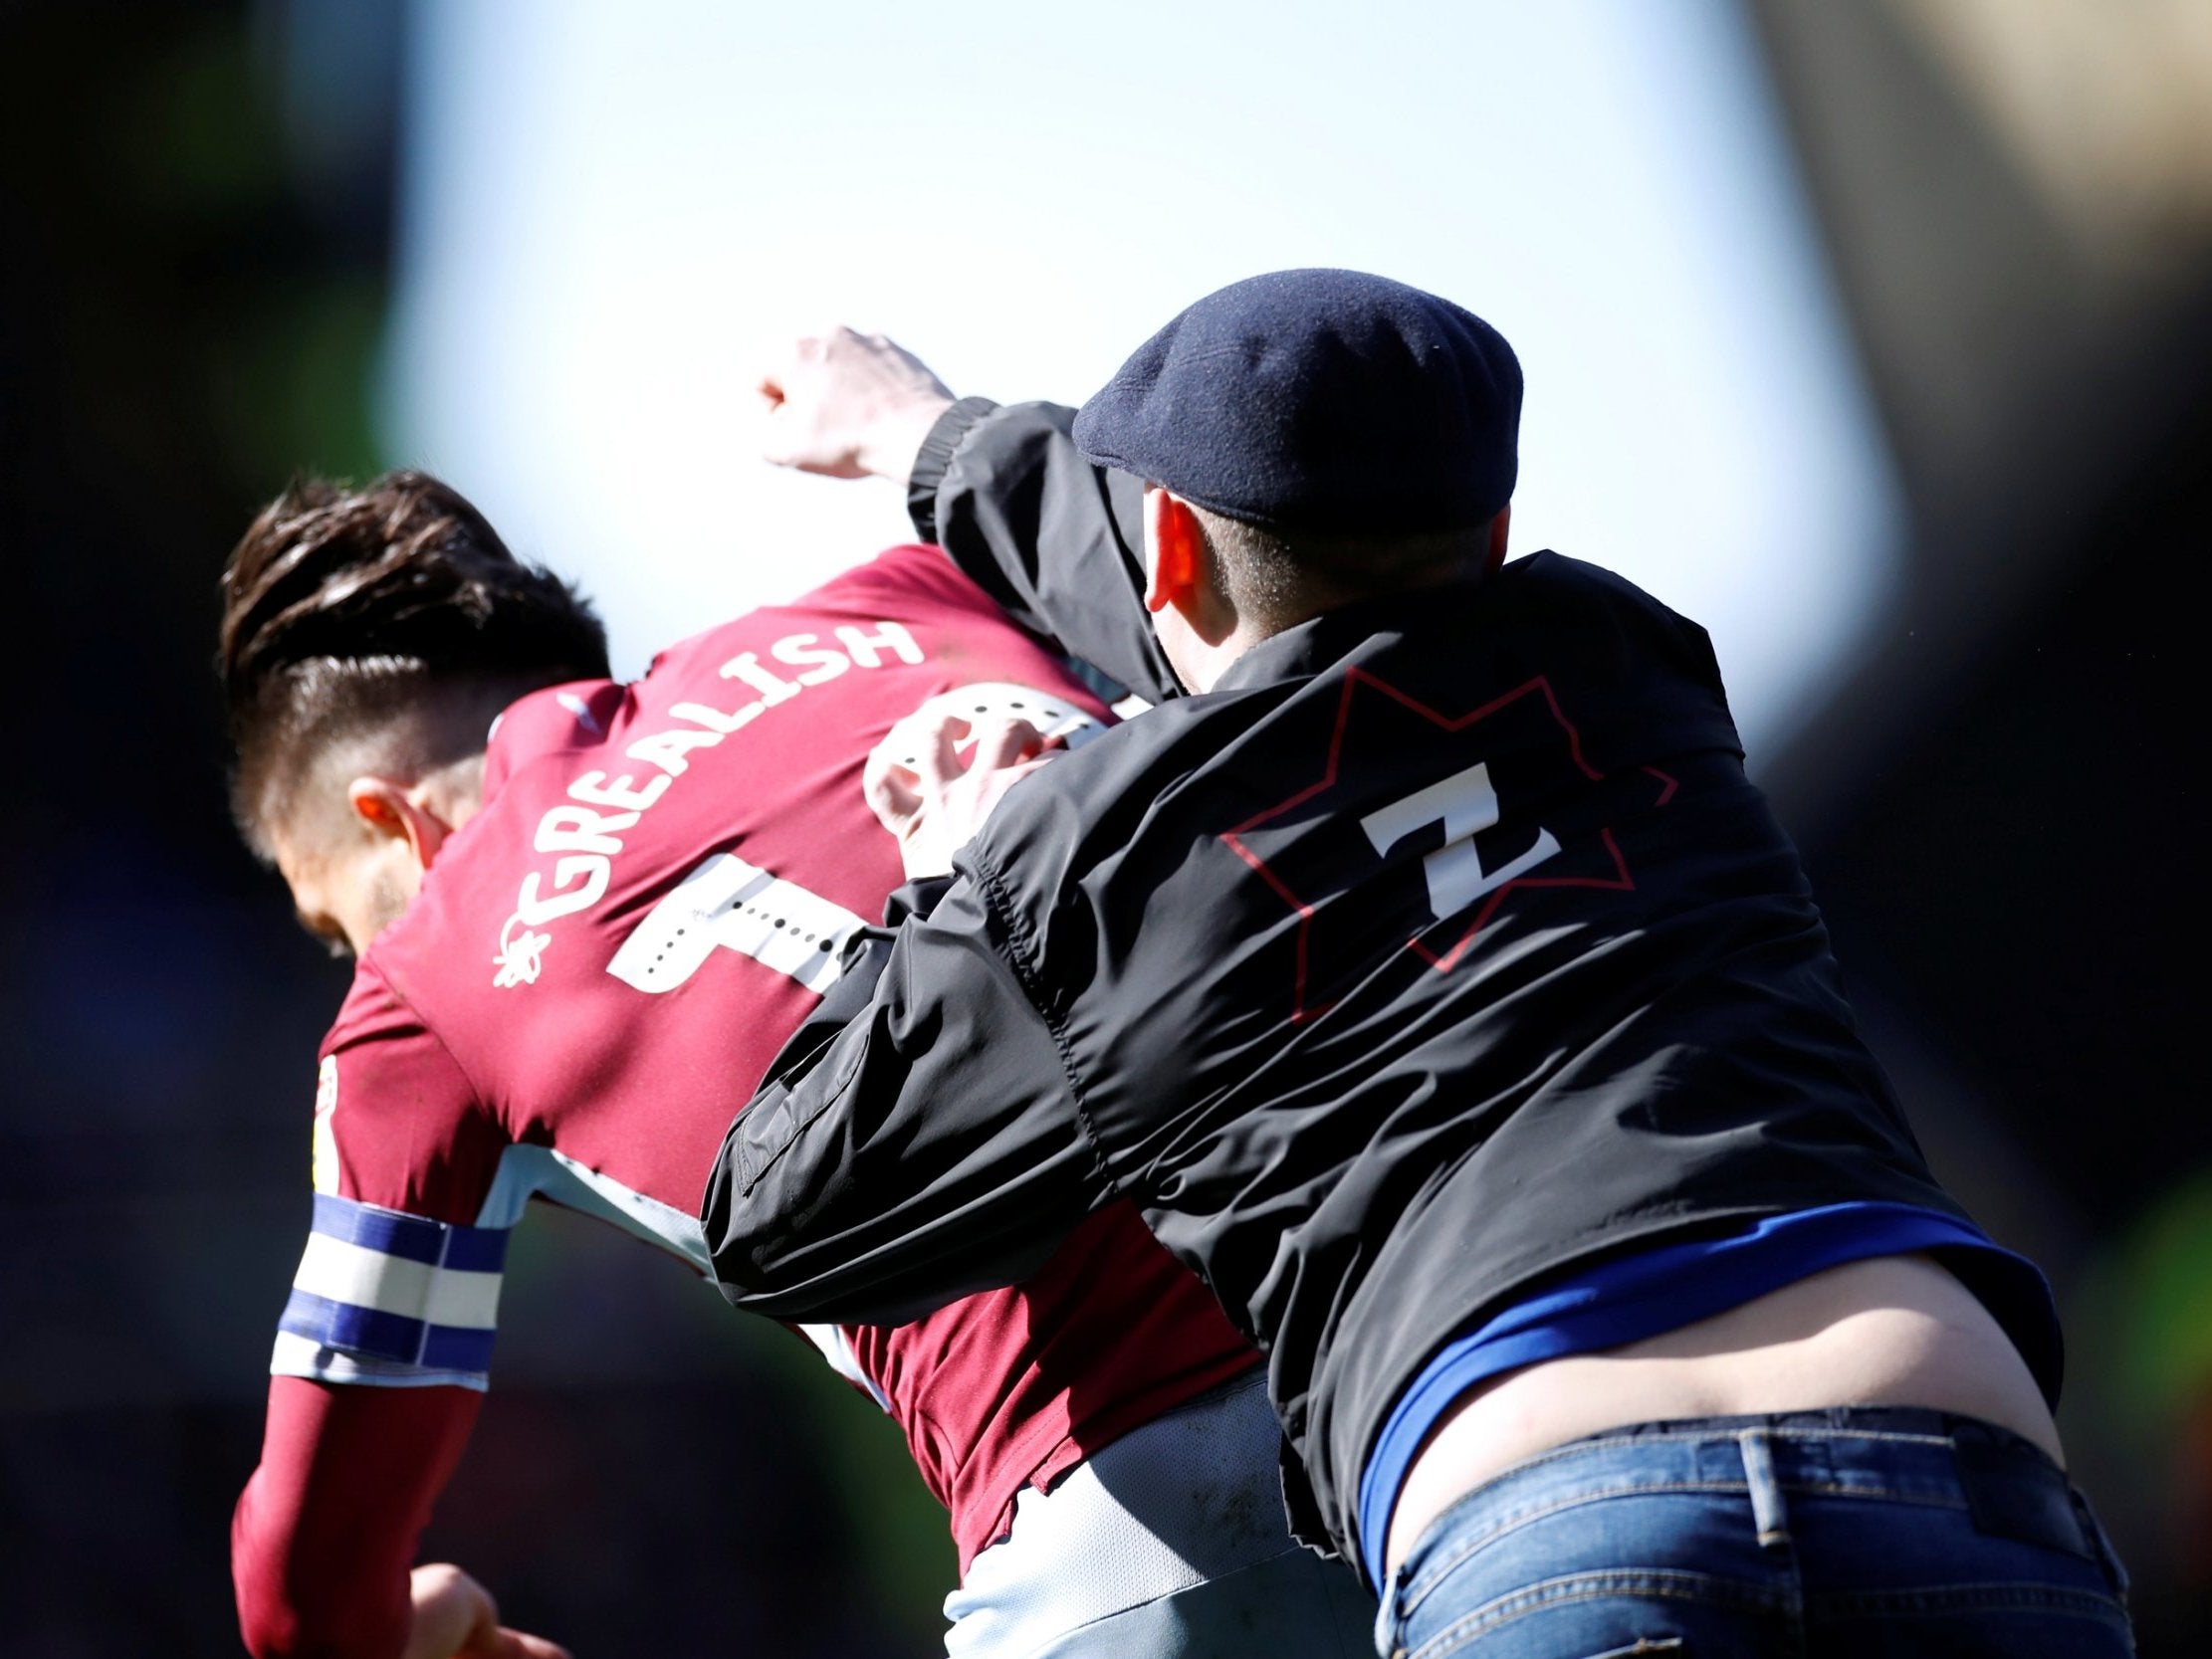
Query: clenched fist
757,326,955,484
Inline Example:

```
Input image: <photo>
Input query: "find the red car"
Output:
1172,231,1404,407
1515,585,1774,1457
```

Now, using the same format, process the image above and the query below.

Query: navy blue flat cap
1073,269,1521,537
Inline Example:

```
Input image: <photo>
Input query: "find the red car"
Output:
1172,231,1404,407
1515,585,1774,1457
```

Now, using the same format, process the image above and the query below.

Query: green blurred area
2108,1171,2212,1419
502,1209,958,1649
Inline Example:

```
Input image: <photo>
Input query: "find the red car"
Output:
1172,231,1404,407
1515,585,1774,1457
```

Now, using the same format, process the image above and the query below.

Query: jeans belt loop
1738,1427,1791,1551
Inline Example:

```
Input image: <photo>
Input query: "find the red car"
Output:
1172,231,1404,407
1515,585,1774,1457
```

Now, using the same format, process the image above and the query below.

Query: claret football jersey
274,544,1257,1567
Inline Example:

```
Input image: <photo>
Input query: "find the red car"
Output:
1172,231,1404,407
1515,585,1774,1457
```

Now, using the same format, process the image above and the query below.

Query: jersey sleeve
233,1376,481,1658
271,958,515,1392
909,398,1184,708
702,870,1105,1326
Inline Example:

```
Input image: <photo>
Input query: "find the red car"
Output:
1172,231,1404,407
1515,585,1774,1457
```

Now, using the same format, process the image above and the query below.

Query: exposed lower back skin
1385,1252,2063,1577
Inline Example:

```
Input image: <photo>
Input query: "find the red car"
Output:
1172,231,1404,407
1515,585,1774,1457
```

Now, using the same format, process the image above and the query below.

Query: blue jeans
1378,1408,2132,1658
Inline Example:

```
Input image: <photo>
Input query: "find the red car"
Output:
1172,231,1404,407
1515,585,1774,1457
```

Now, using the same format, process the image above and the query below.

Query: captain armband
270,1194,510,1391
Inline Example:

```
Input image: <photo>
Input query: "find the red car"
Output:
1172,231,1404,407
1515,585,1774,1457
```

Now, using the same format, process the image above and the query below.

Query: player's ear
346,776,451,872
1143,488,1205,617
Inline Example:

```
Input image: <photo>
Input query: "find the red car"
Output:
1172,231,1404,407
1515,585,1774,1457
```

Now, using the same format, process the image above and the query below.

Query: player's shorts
943,1370,1376,1659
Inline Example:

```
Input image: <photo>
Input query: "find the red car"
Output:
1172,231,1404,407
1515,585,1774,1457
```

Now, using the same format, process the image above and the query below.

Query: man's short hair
1189,503,1493,626
219,469,608,851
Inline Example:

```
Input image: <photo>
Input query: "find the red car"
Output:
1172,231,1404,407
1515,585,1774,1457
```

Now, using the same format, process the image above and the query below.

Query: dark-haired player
703,279,2134,1657
220,471,1376,1658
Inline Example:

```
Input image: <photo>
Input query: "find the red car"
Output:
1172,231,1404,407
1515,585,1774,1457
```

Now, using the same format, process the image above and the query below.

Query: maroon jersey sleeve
233,1377,480,1659
270,960,515,1394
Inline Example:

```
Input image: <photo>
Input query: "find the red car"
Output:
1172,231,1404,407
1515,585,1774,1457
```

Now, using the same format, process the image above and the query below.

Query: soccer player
218,471,1377,1658
704,275,2135,1656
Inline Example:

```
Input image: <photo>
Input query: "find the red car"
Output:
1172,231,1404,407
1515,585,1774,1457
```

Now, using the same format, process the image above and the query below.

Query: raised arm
913,399,1179,705
757,328,1180,706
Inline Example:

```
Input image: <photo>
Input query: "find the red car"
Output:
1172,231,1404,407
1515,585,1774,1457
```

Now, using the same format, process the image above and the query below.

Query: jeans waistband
1419,1406,2101,1577
1390,1407,2132,1654
1544,1405,2047,1465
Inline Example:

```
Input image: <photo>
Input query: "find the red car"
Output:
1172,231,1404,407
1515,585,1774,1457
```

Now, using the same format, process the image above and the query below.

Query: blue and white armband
271,1193,509,1390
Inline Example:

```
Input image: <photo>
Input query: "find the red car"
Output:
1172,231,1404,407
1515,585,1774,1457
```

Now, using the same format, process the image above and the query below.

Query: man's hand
865,713,1055,880
757,326,955,485
404,1563,570,1659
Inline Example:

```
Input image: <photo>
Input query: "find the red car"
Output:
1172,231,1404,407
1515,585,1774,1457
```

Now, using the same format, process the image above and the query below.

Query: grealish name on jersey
494,620,926,987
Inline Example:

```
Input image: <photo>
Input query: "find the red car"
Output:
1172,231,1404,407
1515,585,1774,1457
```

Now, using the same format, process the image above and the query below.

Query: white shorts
943,1372,1376,1659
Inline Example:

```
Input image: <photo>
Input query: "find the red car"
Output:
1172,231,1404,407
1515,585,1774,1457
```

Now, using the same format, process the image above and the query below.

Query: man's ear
346,777,452,873
1485,504,1512,574
1143,488,1207,617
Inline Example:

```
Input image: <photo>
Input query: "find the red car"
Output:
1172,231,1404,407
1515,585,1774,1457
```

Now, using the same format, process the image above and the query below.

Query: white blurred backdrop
383,0,1899,754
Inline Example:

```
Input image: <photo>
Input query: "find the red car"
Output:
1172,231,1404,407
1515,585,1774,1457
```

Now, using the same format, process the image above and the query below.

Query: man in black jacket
710,273,2133,1656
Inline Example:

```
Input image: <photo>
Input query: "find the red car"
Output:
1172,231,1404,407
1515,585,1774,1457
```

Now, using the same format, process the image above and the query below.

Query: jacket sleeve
702,869,1105,1326
908,398,1184,708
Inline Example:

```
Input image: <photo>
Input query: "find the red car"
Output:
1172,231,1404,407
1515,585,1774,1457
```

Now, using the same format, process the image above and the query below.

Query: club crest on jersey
493,916,553,987
311,1056,341,1196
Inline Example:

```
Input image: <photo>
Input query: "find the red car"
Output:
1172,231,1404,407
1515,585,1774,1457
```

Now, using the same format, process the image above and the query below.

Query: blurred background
1,0,2204,1651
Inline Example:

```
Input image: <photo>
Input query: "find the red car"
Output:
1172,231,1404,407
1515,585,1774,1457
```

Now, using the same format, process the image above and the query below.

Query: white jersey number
1359,761,1562,921
606,854,867,995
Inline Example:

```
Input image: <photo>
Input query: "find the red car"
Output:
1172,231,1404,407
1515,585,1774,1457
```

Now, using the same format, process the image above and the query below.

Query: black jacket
704,400,2056,1571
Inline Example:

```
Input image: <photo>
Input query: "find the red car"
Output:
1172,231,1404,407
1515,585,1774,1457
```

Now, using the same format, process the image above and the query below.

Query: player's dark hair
219,470,609,851
1188,503,1491,627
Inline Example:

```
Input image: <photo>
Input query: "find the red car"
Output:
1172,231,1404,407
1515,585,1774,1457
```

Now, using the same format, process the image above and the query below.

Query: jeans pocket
1574,1642,1686,1658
